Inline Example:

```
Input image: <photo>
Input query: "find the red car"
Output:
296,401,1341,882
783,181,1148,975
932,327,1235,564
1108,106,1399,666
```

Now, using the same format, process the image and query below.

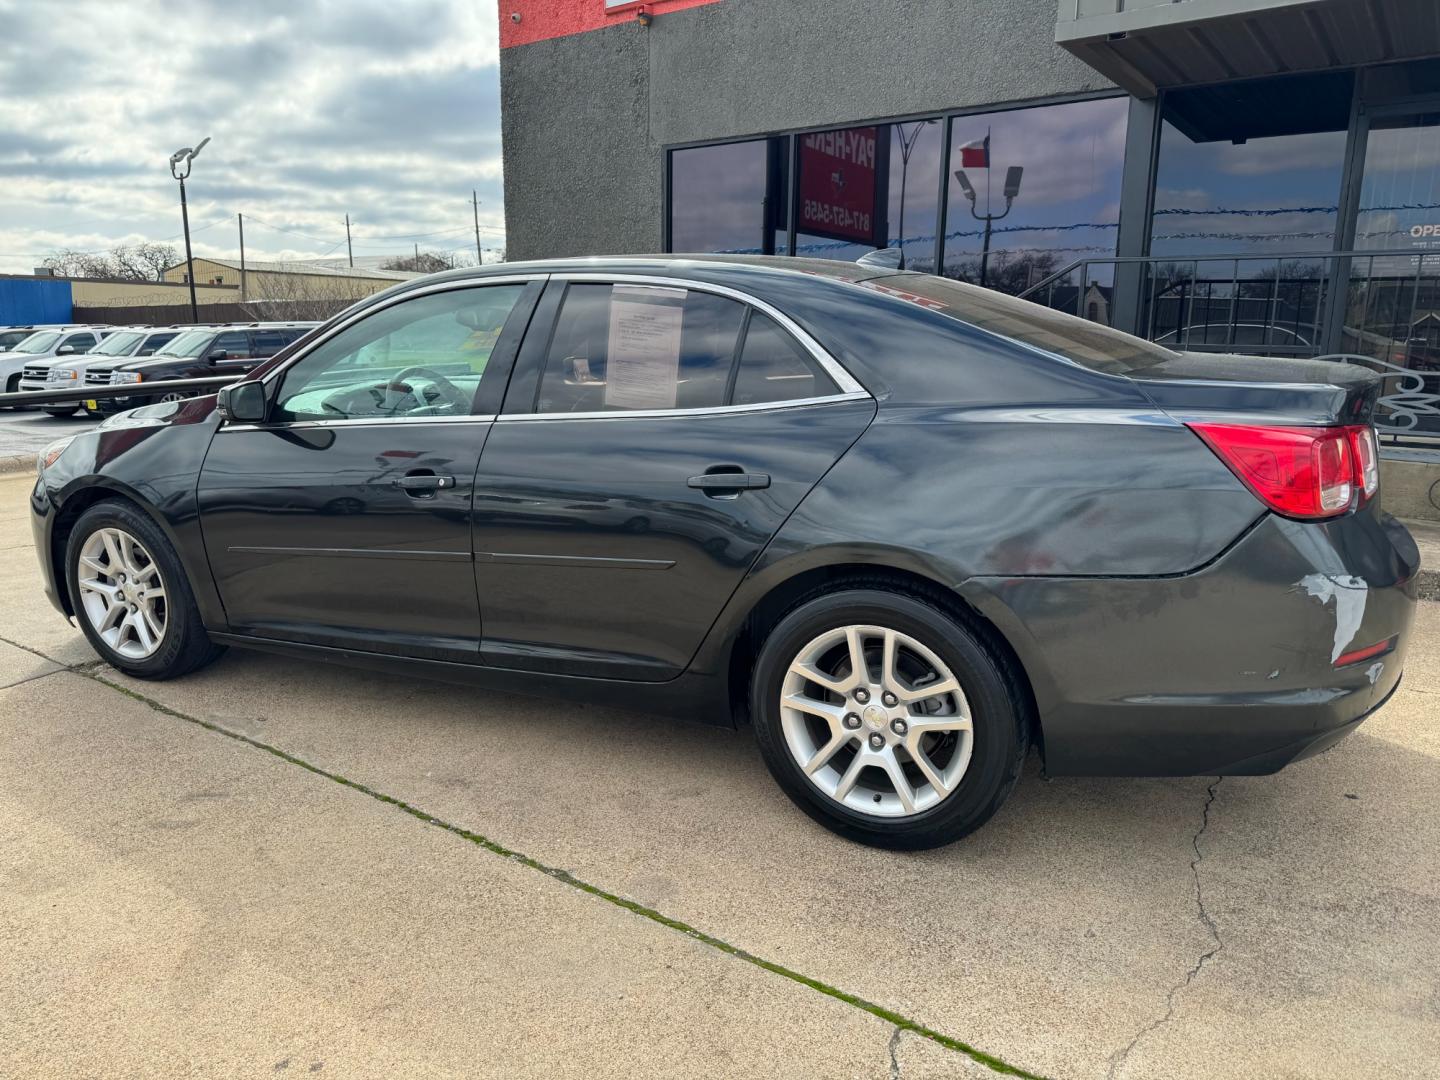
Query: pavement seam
1106,777,1224,1080
0,633,1049,1080
0,665,66,691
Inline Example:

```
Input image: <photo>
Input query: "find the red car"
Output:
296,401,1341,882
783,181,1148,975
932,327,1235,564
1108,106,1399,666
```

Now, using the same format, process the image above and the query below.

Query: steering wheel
374,365,467,414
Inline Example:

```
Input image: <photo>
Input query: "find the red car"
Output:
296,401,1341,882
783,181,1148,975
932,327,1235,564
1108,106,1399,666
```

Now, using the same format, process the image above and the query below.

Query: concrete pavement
1,472,1437,1079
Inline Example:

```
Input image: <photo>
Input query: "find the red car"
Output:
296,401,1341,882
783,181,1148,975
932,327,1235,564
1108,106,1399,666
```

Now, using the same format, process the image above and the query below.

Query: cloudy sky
0,0,504,275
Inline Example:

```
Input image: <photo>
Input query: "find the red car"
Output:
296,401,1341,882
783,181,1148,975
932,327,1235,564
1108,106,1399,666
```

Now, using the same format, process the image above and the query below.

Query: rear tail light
1188,422,1357,520
1334,635,1397,668
1349,425,1379,503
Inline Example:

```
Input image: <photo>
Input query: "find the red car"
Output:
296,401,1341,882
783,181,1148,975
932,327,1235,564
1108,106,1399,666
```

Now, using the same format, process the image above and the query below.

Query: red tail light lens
1188,423,1354,519
1349,424,1379,502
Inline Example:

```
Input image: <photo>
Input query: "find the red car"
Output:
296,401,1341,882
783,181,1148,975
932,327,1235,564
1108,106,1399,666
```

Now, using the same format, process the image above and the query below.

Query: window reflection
941,97,1127,295
1151,73,1351,258
793,120,943,272
669,137,788,254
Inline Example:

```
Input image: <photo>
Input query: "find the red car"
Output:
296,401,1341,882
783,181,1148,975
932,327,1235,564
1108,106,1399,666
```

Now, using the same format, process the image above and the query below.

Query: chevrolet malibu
28,257,1420,849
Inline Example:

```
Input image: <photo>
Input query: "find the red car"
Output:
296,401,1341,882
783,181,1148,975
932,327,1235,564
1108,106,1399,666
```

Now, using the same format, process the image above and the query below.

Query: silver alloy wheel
159,391,186,403
76,527,168,660
780,624,973,818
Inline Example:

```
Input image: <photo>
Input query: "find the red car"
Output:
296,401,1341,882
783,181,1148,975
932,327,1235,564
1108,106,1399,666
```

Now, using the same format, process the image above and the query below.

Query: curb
1419,568,1440,603
0,453,37,476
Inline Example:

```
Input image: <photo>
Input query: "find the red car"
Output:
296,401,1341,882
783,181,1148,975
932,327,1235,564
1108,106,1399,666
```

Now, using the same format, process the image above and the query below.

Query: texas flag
958,135,990,169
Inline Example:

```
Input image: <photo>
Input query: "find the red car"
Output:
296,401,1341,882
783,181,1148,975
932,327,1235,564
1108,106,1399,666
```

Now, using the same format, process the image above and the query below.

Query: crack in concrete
0,665,66,691
889,1026,904,1080
1106,777,1223,1080
0,632,1048,1080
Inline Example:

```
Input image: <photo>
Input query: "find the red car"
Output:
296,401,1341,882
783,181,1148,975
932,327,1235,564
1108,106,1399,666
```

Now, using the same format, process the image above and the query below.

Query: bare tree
381,249,460,273
42,242,179,281
239,269,375,322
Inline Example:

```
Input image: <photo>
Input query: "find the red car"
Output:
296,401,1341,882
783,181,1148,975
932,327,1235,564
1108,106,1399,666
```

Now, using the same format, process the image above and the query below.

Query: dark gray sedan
27,257,1420,848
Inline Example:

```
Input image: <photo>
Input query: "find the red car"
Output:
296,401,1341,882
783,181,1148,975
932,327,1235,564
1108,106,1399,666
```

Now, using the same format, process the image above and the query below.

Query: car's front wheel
751,587,1028,850
65,500,225,679
43,406,78,417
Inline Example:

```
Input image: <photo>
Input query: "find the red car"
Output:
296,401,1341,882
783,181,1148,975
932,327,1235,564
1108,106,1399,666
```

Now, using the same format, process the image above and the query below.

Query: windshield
13,331,61,354
855,274,1180,376
90,331,146,356
153,330,213,358
0,330,34,350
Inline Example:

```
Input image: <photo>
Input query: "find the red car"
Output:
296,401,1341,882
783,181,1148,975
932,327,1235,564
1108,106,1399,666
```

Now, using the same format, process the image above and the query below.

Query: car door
471,276,875,681
197,279,542,661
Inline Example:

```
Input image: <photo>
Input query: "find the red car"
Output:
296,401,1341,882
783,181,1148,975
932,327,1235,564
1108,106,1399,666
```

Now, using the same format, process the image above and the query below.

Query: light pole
169,136,210,322
893,120,936,270
954,164,1023,289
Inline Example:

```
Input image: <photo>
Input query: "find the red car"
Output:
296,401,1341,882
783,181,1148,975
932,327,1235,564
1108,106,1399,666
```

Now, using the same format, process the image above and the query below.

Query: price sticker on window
604,286,687,410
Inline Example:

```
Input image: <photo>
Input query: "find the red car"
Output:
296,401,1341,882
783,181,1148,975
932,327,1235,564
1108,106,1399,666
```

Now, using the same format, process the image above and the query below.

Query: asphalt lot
0,406,101,458
1,470,1437,1079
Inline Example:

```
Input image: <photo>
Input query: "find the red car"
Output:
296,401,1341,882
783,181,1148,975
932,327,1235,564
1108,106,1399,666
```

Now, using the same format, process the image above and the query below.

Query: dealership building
500,0,1440,495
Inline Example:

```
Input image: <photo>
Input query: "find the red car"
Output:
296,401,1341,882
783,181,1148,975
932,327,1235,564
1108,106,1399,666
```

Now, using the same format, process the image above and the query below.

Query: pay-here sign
797,127,889,247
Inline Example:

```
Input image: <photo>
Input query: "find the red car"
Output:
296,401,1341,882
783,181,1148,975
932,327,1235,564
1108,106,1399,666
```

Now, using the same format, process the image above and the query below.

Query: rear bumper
963,507,1420,776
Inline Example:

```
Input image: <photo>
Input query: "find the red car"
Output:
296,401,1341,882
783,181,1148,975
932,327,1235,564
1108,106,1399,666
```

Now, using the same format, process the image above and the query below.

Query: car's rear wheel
43,406,78,417
751,587,1028,850
66,500,225,679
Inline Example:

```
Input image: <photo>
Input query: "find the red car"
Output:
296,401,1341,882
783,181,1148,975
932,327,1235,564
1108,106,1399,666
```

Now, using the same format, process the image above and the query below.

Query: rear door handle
395,473,456,495
687,471,771,492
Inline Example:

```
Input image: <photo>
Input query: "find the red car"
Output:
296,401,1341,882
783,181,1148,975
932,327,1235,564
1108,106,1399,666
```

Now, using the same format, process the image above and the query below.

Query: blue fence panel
0,278,73,325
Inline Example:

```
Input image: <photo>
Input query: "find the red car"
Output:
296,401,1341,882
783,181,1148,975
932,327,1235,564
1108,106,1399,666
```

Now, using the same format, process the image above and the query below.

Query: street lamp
954,163,1023,289
169,136,210,322
893,120,937,270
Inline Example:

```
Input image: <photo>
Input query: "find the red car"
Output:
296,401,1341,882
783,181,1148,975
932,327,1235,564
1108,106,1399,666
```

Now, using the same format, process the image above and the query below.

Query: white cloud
0,0,506,273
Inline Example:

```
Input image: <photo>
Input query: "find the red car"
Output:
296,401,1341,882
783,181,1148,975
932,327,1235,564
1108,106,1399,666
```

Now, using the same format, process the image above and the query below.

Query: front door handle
395,473,456,496
687,469,771,492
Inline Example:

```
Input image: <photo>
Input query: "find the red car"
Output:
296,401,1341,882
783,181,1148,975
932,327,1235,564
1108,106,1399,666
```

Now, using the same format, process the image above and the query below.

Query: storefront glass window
940,97,1128,295
792,120,944,273
1150,74,1351,258
669,137,788,254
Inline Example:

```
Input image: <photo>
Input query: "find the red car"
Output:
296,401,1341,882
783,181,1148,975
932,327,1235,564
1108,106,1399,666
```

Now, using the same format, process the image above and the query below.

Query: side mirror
57,345,75,355
208,347,229,363
216,380,267,423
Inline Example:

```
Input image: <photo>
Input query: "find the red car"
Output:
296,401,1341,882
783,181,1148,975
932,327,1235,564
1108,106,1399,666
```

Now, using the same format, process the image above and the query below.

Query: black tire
751,585,1029,850
65,499,226,679
43,406,78,417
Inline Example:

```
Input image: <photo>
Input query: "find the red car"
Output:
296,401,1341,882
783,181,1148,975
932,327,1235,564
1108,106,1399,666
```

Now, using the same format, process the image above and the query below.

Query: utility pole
168,136,210,323
345,214,354,268
237,212,246,303
414,242,420,264
473,190,483,266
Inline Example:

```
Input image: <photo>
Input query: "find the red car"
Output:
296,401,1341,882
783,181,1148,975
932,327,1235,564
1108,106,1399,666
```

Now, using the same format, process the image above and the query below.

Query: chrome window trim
238,270,871,429
546,272,867,397
497,391,869,423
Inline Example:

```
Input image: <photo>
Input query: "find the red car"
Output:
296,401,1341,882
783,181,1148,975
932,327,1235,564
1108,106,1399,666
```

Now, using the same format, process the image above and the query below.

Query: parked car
21,326,188,417
0,324,78,355
1,326,113,404
90,322,318,415
28,257,1419,849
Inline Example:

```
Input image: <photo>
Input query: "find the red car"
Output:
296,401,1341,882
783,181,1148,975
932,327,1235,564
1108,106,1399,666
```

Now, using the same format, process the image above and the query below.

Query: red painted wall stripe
500,0,725,48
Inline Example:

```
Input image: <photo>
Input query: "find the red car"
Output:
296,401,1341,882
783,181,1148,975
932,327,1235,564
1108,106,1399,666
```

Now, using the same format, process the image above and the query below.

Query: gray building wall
500,0,1115,260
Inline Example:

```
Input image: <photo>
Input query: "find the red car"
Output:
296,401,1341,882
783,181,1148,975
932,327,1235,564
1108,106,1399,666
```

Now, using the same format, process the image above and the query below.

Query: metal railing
1019,250,1440,439
0,375,235,409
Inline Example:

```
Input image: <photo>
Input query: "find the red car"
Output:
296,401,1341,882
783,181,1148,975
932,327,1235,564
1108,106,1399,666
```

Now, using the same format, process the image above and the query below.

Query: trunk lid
1130,351,1381,427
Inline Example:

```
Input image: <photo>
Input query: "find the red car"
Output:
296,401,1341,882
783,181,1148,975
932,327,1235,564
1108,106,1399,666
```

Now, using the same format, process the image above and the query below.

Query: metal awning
1057,0,1440,98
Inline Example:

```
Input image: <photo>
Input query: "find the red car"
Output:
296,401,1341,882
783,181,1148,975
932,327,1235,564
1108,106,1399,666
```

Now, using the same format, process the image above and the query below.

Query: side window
66,333,97,352
534,285,745,414
140,333,177,356
213,331,250,358
274,285,525,422
248,330,287,355
731,312,838,406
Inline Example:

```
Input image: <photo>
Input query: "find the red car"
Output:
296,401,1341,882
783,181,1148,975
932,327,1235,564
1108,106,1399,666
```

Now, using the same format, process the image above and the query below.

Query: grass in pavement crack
0,633,1048,1080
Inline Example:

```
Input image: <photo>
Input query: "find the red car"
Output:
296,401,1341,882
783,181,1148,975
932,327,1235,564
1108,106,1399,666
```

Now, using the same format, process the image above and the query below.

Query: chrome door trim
495,392,870,424
218,413,498,433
